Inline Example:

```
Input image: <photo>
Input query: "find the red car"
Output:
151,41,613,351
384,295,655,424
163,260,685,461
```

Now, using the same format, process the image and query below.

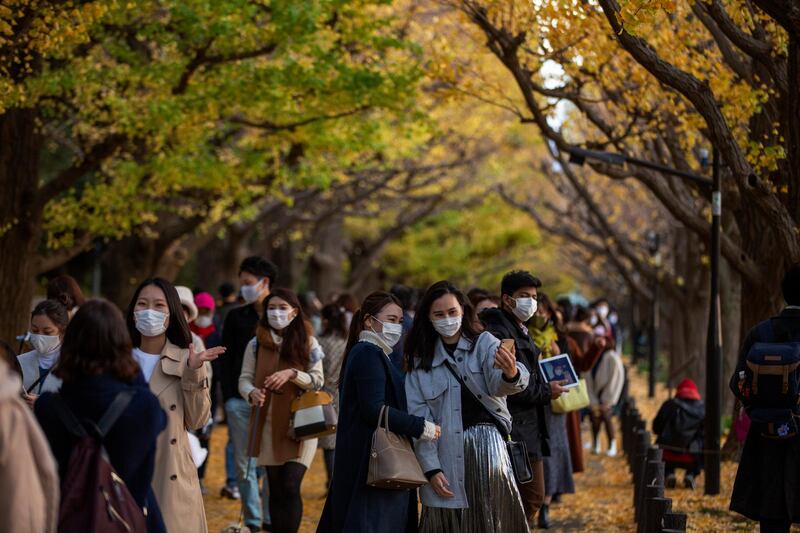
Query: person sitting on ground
652,378,705,490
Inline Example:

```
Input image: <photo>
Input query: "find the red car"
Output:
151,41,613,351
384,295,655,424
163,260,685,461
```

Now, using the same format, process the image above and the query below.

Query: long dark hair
55,299,139,383
126,278,192,349
404,280,479,372
261,288,310,368
321,303,348,339
339,291,401,385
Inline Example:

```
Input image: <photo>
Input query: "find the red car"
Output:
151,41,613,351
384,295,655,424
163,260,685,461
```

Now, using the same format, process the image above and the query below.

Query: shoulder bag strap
443,359,509,440
26,373,46,394
97,389,135,438
51,393,89,439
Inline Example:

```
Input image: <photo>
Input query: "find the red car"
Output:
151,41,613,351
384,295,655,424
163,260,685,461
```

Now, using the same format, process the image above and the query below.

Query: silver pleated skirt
419,423,529,533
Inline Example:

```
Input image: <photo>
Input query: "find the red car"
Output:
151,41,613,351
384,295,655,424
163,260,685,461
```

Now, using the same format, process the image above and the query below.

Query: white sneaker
606,440,618,457
583,441,592,450
592,441,601,455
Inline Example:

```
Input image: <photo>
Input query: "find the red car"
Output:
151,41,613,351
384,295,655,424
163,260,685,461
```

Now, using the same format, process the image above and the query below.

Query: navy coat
317,340,426,533
35,373,168,533
729,308,800,523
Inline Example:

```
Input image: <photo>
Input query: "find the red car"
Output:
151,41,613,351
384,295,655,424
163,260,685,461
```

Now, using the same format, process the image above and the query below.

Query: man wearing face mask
220,256,278,531
479,270,567,527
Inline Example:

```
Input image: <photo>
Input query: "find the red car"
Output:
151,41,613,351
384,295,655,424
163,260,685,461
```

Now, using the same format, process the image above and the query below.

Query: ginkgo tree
0,0,434,341
449,0,798,342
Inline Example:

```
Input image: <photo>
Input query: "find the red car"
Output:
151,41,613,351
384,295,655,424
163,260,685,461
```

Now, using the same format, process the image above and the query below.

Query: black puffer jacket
652,398,705,453
480,307,552,459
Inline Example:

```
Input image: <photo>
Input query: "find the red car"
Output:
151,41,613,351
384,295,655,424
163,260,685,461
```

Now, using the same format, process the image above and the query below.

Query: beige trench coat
0,360,59,533
149,341,211,533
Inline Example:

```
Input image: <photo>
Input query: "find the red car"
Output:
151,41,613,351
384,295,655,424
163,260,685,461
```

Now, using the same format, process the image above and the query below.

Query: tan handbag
366,406,428,490
289,390,337,441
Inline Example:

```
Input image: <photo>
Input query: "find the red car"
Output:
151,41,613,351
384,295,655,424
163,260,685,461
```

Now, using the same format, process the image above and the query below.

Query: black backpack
51,390,147,532
743,319,800,439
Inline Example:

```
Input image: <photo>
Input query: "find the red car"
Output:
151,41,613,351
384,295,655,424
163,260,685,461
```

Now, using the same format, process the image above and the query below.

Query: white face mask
267,309,294,330
589,315,599,326
432,316,462,338
30,333,61,355
134,309,169,337
512,297,537,322
372,318,403,347
241,279,264,304
194,315,213,328
596,305,609,319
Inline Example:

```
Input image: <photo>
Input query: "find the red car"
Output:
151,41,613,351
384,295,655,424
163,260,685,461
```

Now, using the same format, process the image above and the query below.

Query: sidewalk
203,360,752,531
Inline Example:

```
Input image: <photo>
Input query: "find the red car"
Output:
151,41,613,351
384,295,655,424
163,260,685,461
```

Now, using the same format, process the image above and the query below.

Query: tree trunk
100,235,164,310
786,33,800,221
666,228,709,391
309,214,346,300
720,220,742,416
0,108,44,344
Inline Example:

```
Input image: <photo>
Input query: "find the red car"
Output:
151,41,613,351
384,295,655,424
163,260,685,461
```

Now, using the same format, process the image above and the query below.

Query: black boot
537,504,551,529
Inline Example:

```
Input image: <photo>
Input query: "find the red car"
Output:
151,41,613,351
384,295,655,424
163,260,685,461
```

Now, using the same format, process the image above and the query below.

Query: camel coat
148,341,211,533
0,360,59,533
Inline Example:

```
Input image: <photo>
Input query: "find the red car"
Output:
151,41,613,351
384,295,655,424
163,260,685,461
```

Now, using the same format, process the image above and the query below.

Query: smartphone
496,338,515,368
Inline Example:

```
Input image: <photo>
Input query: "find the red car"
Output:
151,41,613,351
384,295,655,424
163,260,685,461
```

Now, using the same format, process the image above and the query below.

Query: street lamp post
566,145,722,495
704,149,722,495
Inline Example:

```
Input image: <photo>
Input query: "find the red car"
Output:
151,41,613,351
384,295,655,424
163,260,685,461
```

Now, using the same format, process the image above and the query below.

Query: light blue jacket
405,331,529,508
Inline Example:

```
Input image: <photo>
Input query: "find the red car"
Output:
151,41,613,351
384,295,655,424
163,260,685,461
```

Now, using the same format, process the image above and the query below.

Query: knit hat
675,378,701,401
175,286,198,322
194,292,216,312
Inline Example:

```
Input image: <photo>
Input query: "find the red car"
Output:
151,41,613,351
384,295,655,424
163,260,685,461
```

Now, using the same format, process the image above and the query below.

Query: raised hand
494,345,519,380
187,344,226,370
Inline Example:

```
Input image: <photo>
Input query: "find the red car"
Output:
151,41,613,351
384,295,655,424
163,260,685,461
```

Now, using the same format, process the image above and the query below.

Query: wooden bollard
636,448,663,526
628,417,645,472
663,512,688,532
643,493,671,533
638,463,665,533
644,448,664,488
622,405,638,459
633,432,651,522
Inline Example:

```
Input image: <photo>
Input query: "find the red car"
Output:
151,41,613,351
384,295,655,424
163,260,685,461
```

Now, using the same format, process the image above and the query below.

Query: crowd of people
3,260,798,532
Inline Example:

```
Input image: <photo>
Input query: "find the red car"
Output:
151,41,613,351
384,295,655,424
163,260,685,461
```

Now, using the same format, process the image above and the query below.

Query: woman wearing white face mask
405,281,530,533
318,291,441,533
126,278,224,533
239,288,324,533
18,299,69,406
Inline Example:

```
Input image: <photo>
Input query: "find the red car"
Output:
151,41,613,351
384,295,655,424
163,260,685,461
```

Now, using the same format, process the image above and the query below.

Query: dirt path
203,361,756,532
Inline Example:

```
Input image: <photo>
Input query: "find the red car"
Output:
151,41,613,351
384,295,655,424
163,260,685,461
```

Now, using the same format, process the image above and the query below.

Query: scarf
531,325,559,358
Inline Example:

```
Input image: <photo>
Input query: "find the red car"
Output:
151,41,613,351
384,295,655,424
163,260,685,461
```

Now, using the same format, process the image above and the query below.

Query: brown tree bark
308,213,346,300
0,108,44,344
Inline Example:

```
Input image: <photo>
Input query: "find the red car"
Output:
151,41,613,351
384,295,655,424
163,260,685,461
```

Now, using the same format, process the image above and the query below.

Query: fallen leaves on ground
203,359,764,531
